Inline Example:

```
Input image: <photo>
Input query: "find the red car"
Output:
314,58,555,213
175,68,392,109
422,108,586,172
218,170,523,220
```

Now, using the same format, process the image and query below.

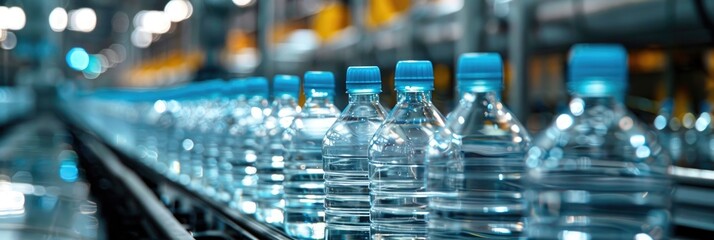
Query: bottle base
255,207,284,226
371,224,426,240
285,222,326,240
325,224,369,240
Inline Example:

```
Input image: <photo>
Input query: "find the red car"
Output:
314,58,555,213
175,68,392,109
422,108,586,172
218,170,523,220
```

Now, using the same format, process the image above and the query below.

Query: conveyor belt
64,112,294,240
72,130,194,240
0,116,104,239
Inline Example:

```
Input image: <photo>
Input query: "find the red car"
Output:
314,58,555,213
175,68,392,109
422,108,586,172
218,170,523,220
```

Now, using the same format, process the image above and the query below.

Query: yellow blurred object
654,79,668,103
503,60,512,97
630,49,665,73
433,64,451,92
706,49,714,73
706,50,714,108
673,87,691,119
383,70,397,106
226,30,256,53
366,0,410,29
312,2,350,41
298,88,306,107
121,50,204,87
272,22,307,44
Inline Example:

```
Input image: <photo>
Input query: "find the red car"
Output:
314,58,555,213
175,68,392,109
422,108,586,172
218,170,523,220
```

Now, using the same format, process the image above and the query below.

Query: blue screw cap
273,75,300,98
346,66,382,94
394,60,434,91
245,77,269,98
225,78,247,97
568,44,628,96
457,53,503,92
304,71,335,94
189,79,225,98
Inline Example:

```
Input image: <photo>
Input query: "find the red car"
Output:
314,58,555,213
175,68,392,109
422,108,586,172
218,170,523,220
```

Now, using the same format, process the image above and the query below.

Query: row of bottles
62,43,673,240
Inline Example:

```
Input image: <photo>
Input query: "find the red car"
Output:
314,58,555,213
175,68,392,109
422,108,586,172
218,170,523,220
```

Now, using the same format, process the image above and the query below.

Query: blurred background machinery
1,0,714,239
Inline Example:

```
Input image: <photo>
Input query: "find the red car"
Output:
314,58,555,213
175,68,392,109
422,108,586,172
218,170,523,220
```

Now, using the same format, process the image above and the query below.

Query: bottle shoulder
446,98,531,144
384,100,446,125
535,106,653,144
528,106,670,170
369,103,449,151
339,101,388,120
323,118,384,147
285,113,338,141
300,104,341,119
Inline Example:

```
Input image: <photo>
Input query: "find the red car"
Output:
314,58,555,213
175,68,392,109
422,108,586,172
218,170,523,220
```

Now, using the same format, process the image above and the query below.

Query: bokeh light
233,0,255,7
134,10,171,34
68,8,97,32
6,7,26,30
49,7,68,32
0,31,16,50
131,29,152,48
66,47,90,70
164,0,193,22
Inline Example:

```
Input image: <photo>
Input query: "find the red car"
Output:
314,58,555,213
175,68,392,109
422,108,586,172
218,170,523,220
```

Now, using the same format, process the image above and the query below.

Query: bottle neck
305,89,333,98
570,94,622,113
231,94,248,102
304,94,335,109
248,95,268,106
460,91,501,103
348,93,380,103
273,95,298,107
396,91,432,103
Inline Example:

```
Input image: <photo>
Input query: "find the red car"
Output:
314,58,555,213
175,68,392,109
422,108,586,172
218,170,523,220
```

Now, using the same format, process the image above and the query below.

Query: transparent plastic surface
283,93,340,239
323,94,387,240
525,96,672,240
368,91,447,240
255,95,300,226
428,92,531,239
231,95,270,214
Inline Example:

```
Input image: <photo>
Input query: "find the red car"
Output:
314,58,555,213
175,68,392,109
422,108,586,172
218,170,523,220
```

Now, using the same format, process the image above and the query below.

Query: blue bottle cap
225,78,247,97
304,71,335,95
190,79,225,98
346,66,382,94
273,75,300,98
568,44,628,97
245,77,269,98
162,84,195,100
456,53,503,92
394,60,434,91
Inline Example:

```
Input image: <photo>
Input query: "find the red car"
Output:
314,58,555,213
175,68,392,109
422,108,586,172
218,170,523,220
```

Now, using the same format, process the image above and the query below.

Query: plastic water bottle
183,80,225,190
368,60,448,239
255,75,301,226
283,71,340,239
524,44,672,239
233,77,269,215
323,66,388,240
216,79,248,201
202,81,240,196
427,53,531,239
